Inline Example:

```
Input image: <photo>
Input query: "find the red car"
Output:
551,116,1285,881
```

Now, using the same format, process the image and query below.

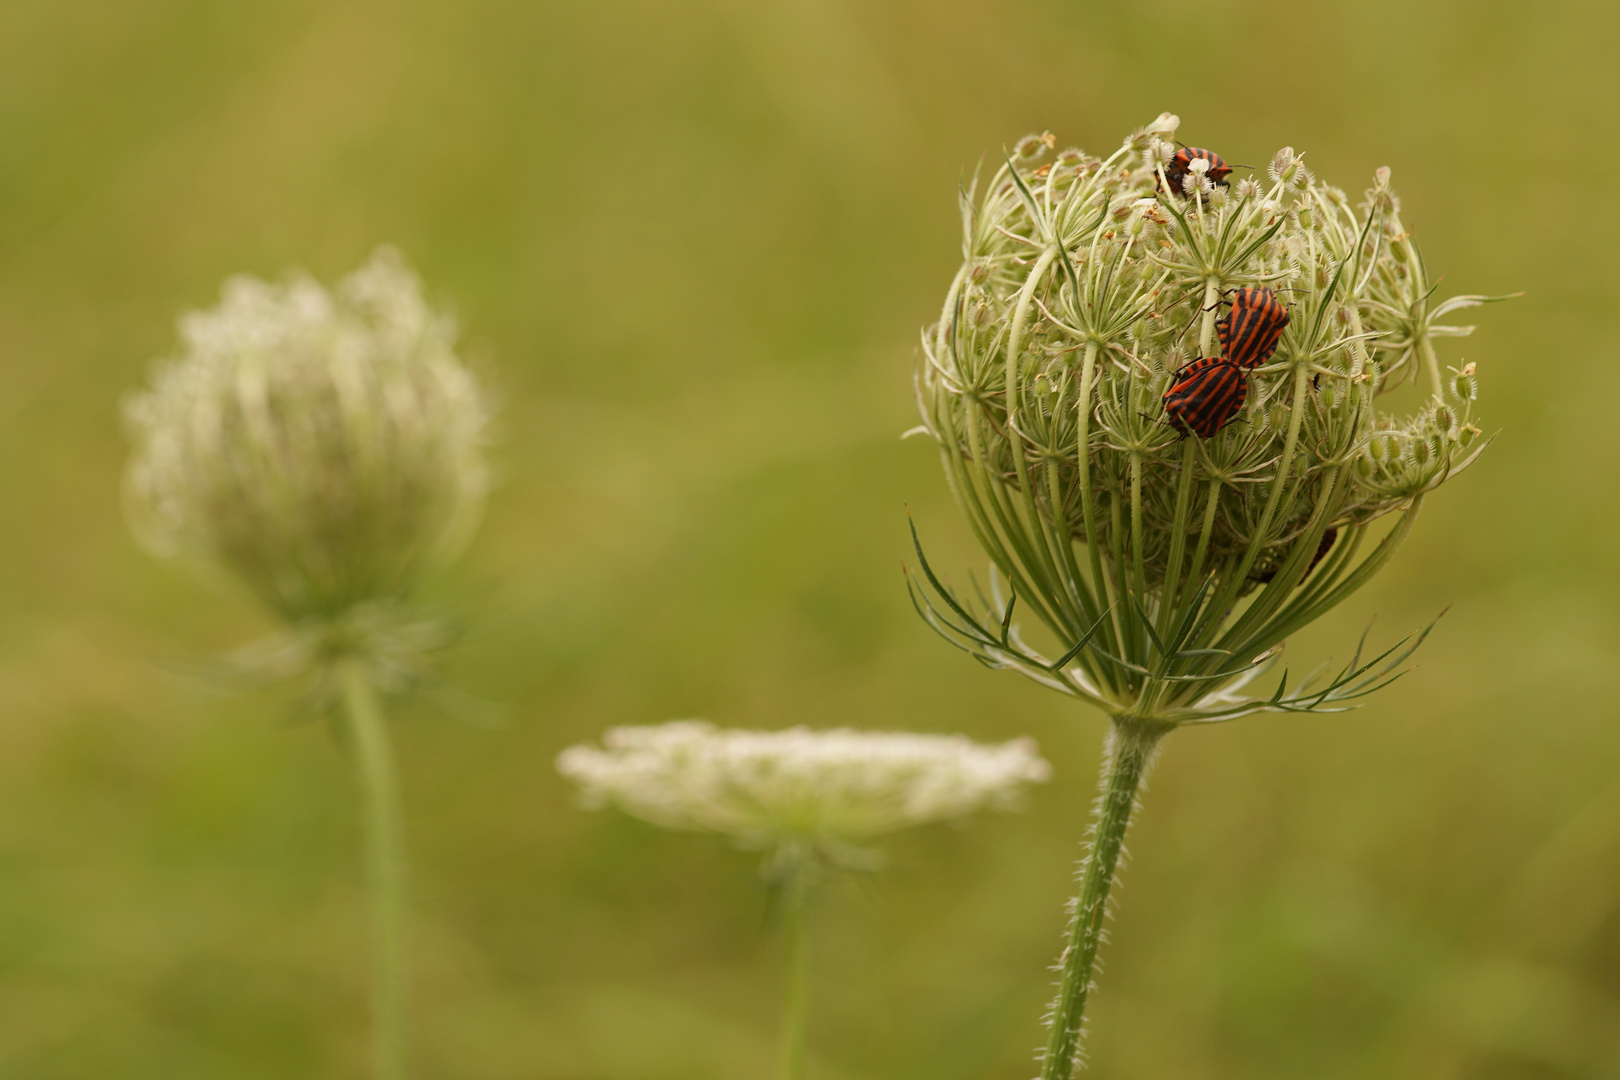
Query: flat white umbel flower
123,247,490,1080
559,721,1050,1080
559,720,1050,857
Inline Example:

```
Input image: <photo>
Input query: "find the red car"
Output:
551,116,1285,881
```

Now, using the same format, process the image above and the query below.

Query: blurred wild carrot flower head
910,113,1505,726
123,247,490,643
557,721,1051,868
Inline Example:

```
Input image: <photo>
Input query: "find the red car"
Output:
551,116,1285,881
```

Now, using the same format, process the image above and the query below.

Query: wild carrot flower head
557,721,1050,865
909,113,1506,726
124,248,489,628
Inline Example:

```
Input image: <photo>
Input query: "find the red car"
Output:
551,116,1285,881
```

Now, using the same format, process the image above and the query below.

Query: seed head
1014,132,1057,162
1449,362,1478,401
124,247,490,626
1268,146,1299,186
910,117,1500,724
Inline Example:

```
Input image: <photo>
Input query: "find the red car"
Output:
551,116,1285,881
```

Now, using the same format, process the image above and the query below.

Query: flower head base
558,721,1050,865
909,117,1510,726
124,248,489,626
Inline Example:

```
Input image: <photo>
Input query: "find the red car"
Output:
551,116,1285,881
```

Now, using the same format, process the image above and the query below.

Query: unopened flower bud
1268,147,1297,186
1407,435,1434,467
1147,112,1181,138
1432,404,1457,437
1014,132,1056,162
123,248,490,624
1449,363,1478,401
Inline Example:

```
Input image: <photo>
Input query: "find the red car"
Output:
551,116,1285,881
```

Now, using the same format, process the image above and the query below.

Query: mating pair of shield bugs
1161,286,1291,438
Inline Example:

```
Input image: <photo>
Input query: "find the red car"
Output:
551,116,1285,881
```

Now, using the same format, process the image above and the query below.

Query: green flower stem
1157,440,1199,642
1041,719,1166,1080
1073,341,1123,683
1198,277,1221,358
339,657,410,1080
779,856,812,1080
1419,333,1445,400
1005,246,1071,628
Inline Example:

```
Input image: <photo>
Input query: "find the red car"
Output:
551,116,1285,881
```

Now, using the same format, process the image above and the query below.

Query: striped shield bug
1216,287,1290,369
1162,357,1248,438
1162,147,1233,196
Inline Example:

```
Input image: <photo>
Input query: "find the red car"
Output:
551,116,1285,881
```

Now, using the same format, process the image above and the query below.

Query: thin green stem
1005,247,1075,627
1108,488,1133,671
339,657,410,1080
1185,475,1223,593
1128,451,1146,617
779,853,812,1080
1040,719,1167,1080
1198,278,1221,358
1419,333,1445,400
1074,342,1122,685
1157,440,1198,641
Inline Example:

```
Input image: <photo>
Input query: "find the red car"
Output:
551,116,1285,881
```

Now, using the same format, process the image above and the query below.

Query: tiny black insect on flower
1162,147,1232,196
1217,287,1290,369
1251,527,1339,585
1162,357,1247,438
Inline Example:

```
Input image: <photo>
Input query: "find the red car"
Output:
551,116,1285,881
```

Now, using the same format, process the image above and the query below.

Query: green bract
910,114,1499,726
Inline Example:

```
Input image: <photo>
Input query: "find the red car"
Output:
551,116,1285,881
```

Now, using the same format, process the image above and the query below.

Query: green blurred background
0,0,1614,1076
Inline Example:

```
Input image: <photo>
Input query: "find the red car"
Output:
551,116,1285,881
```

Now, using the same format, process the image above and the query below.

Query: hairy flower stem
339,657,410,1080
778,853,812,1080
1041,719,1167,1080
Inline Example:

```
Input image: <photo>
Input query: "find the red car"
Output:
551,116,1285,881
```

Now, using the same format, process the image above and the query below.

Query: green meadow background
0,0,1615,1077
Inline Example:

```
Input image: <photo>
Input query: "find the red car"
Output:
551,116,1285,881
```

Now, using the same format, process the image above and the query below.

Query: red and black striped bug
1162,357,1247,438
1161,147,1233,196
1216,287,1290,370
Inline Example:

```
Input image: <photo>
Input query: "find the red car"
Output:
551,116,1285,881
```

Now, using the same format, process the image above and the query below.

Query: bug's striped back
1163,147,1233,194
1162,359,1247,438
1217,287,1289,369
